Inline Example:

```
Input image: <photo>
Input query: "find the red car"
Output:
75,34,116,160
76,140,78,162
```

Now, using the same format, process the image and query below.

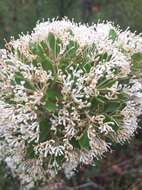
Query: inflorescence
0,18,142,189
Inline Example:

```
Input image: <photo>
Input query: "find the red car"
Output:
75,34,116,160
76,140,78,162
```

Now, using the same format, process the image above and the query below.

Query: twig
73,180,104,190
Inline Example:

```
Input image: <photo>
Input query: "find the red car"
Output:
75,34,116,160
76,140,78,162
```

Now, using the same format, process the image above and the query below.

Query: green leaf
59,40,79,71
109,29,118,42
83,63,92,73
118,76,130,86
46,85,61,104
14,72,24,84
47,32,60,57
104,114,120,131
95,96,105,104
45,101,57,112
91,96,106,113
132,52,142,63
16,49,29,64
24,80,35,91
42,83,61,113
41,57,53,71
30,42,43,55
47,89,57,100
70,137,80,148
39,116,50,143
25,143,36,159
96,52,112,62
46,87,60,101
104,101,125,113
4,93,16,105
48,32,56,51
64,40,79,57
97,78,116,89
13,72,35,90
30,42,53,72
79,129,90,149
131,53,142,75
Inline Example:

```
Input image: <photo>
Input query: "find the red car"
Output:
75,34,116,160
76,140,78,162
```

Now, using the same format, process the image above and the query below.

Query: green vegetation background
1,0,142,189
1,0,142,47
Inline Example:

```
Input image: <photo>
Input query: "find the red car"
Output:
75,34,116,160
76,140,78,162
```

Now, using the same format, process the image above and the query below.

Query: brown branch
73,179,104,190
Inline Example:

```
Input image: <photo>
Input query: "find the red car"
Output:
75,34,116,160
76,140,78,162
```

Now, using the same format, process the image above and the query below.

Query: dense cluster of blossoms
0,18,142,189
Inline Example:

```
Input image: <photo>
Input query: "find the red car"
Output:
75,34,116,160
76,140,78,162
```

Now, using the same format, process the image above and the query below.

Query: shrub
0,19,142,189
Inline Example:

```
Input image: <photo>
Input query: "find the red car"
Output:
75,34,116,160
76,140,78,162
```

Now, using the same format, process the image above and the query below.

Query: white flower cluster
0,18,142,189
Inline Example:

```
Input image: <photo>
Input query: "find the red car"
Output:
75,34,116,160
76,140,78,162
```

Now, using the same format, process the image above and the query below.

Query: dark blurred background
1,0,142,47
1,0,142,189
